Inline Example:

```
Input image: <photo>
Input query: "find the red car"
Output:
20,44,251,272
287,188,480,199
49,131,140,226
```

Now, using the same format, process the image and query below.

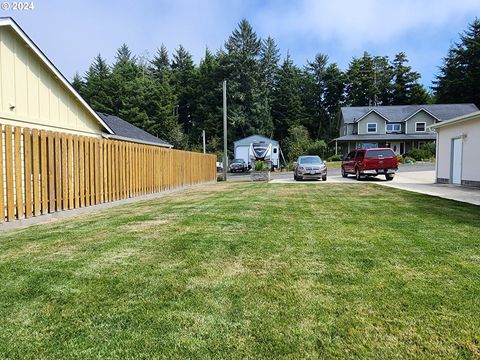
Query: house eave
102,134,173,148
430,111,480,130
0,17,114,134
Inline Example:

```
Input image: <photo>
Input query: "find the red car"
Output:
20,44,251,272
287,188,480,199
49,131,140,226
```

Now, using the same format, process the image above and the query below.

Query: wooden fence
0,123,217,222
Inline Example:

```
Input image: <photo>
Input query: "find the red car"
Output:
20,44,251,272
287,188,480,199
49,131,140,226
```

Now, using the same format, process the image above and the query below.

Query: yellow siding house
0,17,113,136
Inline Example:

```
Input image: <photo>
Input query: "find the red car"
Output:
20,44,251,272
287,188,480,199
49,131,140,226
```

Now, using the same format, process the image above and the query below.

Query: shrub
307,140,327,157
408,148,430,161
254,161,269,172
422,142,436,157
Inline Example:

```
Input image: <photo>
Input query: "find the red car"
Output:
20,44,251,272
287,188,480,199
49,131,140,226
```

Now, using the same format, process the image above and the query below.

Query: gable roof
354,109,390,123
340,104,479,124
97,113,173,148
234,134,278,146
0,17,113,134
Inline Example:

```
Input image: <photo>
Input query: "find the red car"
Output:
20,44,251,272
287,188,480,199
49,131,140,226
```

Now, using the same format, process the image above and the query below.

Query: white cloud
254,0,480,50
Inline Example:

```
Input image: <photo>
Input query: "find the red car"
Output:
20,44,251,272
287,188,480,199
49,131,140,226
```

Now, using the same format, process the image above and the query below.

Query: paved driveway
269,163,480,206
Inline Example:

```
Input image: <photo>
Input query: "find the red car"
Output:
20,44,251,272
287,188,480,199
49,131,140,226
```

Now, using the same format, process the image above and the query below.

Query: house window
367,123,377,133
415,122,426,132
386,123,401,132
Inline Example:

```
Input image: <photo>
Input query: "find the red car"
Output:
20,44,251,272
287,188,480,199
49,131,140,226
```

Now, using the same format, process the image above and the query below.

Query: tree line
72,19,480,159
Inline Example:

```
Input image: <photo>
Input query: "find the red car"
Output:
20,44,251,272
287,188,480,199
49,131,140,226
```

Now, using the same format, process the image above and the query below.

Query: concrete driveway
269,163,480,206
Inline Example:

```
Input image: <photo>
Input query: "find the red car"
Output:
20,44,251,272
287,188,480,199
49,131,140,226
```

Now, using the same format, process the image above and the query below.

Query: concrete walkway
270,169,480,206
377,171,480,206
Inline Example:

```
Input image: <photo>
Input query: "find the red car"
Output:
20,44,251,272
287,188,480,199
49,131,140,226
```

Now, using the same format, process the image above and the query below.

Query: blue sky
5,0,480,89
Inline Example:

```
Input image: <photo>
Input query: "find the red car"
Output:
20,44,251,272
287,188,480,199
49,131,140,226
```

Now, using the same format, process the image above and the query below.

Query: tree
222,19,273,140
83,54,114,113
150,44,170,81
284,125,311,161
260,36,280,97
71,72,85,95
171,45,197,144
345,52,393,106
192,48,223,152
271,54,307,141
391,52,429,105
434,18,480,107
303,54,345,140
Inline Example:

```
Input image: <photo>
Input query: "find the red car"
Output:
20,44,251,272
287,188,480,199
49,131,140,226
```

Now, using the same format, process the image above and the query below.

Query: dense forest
72,19,480,160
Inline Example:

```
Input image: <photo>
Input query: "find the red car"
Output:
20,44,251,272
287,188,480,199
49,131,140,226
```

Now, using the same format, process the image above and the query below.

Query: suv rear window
365,149,395,158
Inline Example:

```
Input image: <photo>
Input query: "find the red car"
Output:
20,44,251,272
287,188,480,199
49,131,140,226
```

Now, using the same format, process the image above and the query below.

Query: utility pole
202,130,206,154
222,80,227,181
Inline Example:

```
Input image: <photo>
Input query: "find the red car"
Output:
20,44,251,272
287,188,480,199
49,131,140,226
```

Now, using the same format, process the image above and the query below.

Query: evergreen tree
434,18,480,107
271,54,307,141
223,19,273,139
192,48,223,152
391,52,429,105
171,45,197,144
322,63,346,138
83,54,114,113
345,52,393,106
303,54,345,140
71,72,85,95
260,36,280,97
150,44,170,81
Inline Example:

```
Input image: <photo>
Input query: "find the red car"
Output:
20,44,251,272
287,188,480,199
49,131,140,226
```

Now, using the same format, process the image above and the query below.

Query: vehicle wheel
322,175,327,181
341,167,348,178
355,168,362,181
294,174,298,181
385,174,394,181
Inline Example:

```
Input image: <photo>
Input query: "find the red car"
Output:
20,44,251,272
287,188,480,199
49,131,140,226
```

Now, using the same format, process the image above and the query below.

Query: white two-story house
335,104,478,155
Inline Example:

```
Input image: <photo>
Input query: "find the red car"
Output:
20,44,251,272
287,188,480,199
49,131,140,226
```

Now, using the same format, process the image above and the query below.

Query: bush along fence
0,124,217,222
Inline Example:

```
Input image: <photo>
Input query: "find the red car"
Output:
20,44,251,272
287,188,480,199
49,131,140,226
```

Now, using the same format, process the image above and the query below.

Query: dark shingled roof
340,104,479,124
97,112,172,148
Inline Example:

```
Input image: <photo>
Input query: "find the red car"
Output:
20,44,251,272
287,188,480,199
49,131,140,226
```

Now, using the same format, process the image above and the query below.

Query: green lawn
0,183,479,359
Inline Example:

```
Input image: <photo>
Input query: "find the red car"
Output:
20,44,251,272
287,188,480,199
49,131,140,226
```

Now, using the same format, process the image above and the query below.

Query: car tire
341,167,348,178
294,174,298,181
355,168,362,181
385,174,394,181
322,175,327,181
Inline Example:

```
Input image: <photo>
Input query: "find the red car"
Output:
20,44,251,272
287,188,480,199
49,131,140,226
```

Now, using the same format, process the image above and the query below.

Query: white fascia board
355,109,389,123
403,108,440,123
0,17,114,134
430,111,480,130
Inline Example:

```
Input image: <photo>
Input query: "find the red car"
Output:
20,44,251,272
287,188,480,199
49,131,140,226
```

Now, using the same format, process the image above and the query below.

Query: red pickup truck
341,148,398,181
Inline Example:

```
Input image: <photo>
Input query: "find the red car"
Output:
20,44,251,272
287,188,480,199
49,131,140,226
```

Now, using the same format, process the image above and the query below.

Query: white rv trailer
233,135,282,170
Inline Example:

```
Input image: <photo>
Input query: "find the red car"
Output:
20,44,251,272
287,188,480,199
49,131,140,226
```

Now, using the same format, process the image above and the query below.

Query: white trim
415,122,426,132
355,109,389,123
386,123,401,132
366,123,377,133
0,17,114,134
430,110,480,130
403,108,441,123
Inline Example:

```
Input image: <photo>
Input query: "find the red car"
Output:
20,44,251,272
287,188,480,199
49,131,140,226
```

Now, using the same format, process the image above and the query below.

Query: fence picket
0,123,216,222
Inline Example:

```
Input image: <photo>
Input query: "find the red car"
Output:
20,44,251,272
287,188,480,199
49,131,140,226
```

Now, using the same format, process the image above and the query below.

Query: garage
431,111,480,188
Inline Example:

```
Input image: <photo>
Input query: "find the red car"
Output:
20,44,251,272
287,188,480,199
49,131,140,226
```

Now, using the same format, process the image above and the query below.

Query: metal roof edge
102,134,173,148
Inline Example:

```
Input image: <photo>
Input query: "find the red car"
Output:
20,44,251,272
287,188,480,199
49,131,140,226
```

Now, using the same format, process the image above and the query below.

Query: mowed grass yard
0,182,479,359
